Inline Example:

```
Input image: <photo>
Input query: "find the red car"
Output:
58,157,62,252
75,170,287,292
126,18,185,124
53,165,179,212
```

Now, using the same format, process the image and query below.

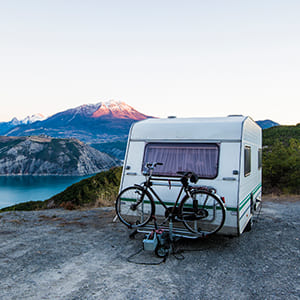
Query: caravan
118,116,262,236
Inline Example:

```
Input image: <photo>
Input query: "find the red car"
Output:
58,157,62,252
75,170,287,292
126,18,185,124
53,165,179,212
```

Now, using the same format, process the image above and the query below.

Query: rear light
221,197,225,203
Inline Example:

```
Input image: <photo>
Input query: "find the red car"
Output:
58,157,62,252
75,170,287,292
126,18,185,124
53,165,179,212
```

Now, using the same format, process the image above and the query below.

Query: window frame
142,142,220,179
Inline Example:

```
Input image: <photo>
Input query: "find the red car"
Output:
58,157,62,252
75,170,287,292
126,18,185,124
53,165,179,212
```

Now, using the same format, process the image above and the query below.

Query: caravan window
142,143,219,178
258,148,262,169
244,146,251,176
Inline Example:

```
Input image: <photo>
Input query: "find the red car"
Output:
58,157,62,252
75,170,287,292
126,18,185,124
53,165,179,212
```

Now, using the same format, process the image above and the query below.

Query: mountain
0,114,45,135
19,113,46,125
5,101,150,143
0,136,119,175
91,101,147,120
0,120,15,135
256,119,279,129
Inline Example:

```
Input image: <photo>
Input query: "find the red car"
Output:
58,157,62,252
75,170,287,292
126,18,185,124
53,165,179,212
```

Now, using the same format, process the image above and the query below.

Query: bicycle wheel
115,185,155,228
179,190,226,236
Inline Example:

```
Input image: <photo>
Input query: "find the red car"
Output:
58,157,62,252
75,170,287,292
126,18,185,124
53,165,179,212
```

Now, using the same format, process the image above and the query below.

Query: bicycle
115,162,226,237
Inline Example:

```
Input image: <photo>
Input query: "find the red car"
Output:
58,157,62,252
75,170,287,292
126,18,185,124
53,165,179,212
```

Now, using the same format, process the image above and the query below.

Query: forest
262,124,300,194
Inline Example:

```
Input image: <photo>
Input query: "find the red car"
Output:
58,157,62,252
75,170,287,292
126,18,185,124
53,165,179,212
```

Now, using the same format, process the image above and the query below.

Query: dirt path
0,200,299,299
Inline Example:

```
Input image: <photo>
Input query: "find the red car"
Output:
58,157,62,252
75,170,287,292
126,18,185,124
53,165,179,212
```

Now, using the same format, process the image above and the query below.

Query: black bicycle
115,162,226,236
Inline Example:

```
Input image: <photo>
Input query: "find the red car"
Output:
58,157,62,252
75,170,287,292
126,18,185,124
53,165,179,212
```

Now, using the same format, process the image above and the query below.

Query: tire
244,217,253,232
179,190,226,236
115,186,155,228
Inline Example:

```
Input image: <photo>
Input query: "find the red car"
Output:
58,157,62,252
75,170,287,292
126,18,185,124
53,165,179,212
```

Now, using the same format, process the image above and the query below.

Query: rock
0,136,120,175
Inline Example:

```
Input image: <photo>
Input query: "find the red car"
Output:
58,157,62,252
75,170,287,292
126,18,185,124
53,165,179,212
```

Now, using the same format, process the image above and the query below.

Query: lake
0,175,91,209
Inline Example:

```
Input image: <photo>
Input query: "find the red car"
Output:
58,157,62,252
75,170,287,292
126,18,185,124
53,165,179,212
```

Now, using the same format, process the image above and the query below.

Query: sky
0,0,299,124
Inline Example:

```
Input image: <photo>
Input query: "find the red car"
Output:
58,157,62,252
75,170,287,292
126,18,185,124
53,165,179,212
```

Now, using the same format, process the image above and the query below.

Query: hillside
263,123,300,146
0,136,119,176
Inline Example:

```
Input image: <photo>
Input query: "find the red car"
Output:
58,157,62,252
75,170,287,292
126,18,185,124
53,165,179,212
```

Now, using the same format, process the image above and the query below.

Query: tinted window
258,148,262,169
142,143,219,178
244,146,251,176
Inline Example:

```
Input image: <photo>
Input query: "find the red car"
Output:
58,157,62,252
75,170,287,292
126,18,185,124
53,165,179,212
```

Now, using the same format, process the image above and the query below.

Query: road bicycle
115,162,226,237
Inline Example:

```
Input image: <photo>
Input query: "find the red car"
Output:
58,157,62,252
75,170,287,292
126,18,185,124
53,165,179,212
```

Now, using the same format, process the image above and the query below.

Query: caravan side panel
238,118,262,234
215,142,240,236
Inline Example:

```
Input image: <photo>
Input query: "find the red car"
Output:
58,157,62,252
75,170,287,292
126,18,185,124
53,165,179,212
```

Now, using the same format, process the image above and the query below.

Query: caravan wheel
244,217,253,232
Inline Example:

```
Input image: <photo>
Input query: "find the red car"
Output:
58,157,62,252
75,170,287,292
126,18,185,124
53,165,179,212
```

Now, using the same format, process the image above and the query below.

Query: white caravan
119,116,262,236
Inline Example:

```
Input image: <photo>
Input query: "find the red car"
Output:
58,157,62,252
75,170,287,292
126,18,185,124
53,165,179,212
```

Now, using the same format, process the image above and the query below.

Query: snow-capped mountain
20,113,46,124
0,114,45,135
4,100,151,143
65,100,148,120
4,114,45,126
91,101,147,120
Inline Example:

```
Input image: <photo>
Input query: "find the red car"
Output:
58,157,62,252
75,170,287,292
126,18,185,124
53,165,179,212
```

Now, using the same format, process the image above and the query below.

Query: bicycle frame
115,163,226,241
141,175,192,217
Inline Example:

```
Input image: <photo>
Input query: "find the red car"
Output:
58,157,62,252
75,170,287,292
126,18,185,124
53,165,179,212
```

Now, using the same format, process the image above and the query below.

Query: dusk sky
0,0,299,124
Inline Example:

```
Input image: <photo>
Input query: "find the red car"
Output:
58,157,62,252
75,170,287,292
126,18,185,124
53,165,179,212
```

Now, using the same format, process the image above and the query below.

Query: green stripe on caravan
121,198,236,211
239,183,262,211
121,183,261,213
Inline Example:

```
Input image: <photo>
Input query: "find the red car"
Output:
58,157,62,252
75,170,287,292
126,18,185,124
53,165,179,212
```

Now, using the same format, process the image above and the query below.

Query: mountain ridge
256,119,280,129
3,100,151,143
0,102,283,145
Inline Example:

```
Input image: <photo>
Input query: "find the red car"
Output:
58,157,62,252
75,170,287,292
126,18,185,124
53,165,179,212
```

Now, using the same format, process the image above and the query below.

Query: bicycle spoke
180,190,225,236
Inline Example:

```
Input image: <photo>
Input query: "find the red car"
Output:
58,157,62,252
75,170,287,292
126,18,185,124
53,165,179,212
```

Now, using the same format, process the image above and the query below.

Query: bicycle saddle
177,171,199,184
190,173,199,184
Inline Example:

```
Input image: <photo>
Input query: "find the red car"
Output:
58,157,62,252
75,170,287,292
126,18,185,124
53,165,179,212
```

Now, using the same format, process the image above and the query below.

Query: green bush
47,166,122,208
263,138,300,194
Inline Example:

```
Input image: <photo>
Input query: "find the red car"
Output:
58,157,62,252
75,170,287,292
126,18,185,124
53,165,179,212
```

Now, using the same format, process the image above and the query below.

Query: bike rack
138,222,200,240
118,171,224,257
139,218,202,258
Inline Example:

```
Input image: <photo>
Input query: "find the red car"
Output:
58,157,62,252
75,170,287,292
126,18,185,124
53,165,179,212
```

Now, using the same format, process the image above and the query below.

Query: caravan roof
130,116,253,141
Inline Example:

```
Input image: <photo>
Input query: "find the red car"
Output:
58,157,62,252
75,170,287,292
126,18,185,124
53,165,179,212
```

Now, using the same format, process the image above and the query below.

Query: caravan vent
227,114,244,117
168,116,177,119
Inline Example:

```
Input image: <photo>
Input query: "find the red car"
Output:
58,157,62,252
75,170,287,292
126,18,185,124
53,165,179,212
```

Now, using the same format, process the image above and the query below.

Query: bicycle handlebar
144,163,198,184
143,162,163,176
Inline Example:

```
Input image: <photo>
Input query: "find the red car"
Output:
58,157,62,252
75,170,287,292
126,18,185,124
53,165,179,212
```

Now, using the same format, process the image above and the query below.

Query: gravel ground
0,199,299,300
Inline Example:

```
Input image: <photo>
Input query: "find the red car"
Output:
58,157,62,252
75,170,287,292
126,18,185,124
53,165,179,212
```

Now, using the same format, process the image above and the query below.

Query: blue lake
0,176,91,209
